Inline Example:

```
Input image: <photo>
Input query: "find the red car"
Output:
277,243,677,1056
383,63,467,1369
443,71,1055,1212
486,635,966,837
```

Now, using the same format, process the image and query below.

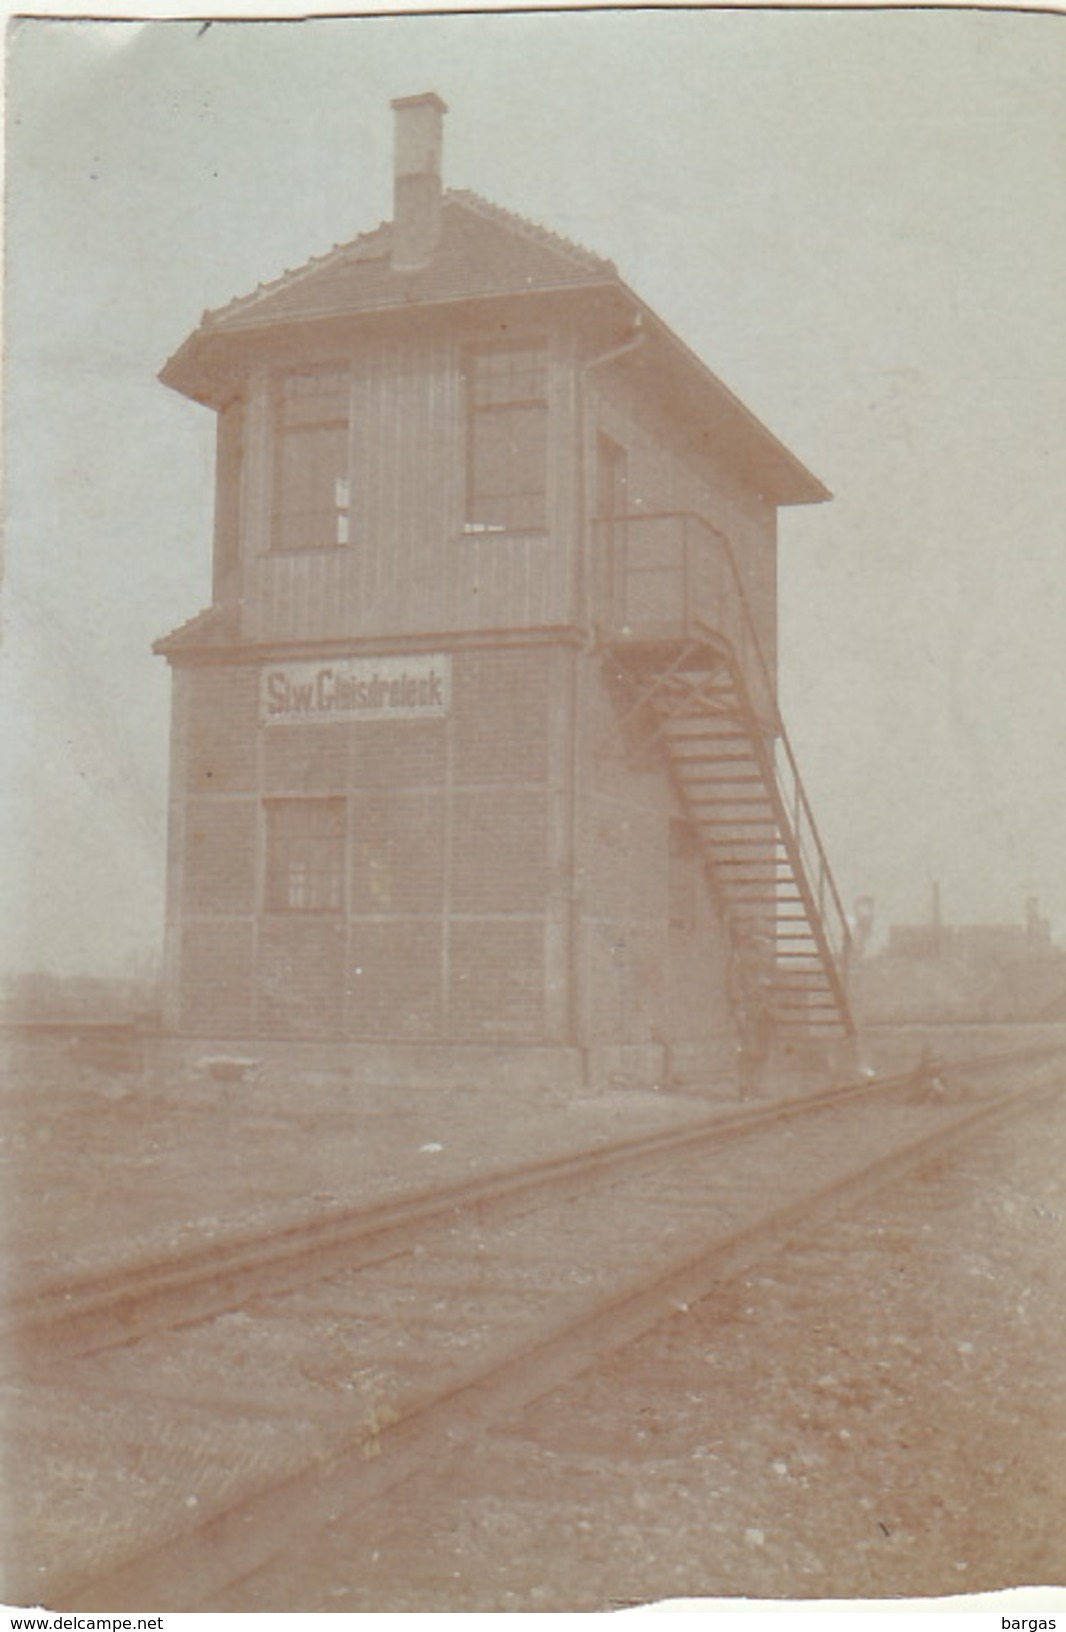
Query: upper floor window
465,341,547,534
272,372,351,552
265,798,346,912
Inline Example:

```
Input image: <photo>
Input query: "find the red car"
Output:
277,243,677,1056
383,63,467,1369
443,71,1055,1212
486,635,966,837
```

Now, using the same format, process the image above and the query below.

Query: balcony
594,510,776,726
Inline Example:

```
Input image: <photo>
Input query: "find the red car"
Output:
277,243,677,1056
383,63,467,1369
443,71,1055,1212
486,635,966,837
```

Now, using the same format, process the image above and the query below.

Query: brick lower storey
162,638,736,1082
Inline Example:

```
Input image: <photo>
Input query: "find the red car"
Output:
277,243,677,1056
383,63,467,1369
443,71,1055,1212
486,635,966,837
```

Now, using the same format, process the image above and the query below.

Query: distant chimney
390,92,447,272
854,896,875,957
931,880,943,954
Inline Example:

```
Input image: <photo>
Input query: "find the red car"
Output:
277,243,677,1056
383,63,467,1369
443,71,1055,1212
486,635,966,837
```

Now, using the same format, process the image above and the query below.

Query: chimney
390,92,448,272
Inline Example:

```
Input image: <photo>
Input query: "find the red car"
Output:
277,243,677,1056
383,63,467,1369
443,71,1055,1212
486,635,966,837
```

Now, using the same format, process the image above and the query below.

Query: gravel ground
0,1034,721,1294
6,1031,1065,1614
247,1092,1066,1612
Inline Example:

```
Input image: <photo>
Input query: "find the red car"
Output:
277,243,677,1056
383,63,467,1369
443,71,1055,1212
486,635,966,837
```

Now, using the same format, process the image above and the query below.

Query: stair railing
598,509,853,988
684,514,853,982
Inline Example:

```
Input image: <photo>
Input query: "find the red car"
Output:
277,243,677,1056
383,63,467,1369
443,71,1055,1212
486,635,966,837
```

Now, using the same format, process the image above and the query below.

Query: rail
33,1046,1066,1610
9,1037,1065,1368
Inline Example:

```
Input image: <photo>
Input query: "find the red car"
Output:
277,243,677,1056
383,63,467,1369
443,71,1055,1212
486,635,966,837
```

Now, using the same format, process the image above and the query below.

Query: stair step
725,879,802,891
669,731,750,747
709,861,788,872
674,760,755,777
651,703,738,722
666,730,747,747
667,733,749,747
705,829,780,842
689,795,774,808
665,714,744,730
725,886,803,898
683,751,759,763
688,800,772,812
690,777,766,789
778,989,832,999
710,857,786,869
682,760,763,773
694,813,776,827
694,809,777,820
676,750,759,763
715,867,789,878
714,860,787,870
699,837,783,848
729,902,805,912
713,860,779,870
776,1007,839,1020
649,662,727,677
713,855,787,867
679,773,764,785
698,861,780,874
695,822,777,835
671,749,752,766
779,1006,837,1016
701,835,780,846
685,722,757,735
726,904,805,915
653,681,735,698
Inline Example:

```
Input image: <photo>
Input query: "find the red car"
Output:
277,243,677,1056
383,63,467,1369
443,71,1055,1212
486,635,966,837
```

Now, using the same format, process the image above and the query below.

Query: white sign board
261,654,451,724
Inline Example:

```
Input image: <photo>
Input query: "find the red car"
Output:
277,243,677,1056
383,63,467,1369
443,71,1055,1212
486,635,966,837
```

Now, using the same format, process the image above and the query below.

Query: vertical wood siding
243,331,576,644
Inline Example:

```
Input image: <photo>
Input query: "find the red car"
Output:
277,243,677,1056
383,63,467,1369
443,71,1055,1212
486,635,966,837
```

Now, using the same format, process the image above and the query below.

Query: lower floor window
265,798,346,912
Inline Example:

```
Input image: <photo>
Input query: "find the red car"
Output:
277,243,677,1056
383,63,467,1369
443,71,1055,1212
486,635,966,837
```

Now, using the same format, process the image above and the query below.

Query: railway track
6,1043,1065,1610
6,1040,1060,1369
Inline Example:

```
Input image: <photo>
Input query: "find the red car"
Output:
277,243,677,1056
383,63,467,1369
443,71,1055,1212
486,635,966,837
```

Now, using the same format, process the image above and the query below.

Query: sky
2,6,1065,975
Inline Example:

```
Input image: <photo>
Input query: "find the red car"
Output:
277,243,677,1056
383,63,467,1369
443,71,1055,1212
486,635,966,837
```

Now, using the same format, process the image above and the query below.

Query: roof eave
157,278,626,408
159,275,831,508
615,281,830,508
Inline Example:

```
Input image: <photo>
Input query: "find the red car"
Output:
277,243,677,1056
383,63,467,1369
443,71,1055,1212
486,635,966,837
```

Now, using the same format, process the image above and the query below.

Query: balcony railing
594,510,776,724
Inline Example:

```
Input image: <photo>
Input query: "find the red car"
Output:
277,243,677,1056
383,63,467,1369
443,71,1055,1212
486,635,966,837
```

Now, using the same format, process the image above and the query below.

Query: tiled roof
199,190,616,333
160,186,829,506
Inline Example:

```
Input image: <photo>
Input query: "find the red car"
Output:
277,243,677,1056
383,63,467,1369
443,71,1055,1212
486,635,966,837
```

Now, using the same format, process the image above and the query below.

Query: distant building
859,895,1065,1024
2,971,159,1025
153,94,853,1088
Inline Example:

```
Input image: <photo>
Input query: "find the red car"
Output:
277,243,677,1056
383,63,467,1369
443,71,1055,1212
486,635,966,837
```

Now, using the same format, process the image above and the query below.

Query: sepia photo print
2,7,1065,1615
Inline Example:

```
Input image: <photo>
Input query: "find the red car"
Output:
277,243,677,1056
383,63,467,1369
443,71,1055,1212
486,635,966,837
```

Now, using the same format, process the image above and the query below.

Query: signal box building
155,94,854,1089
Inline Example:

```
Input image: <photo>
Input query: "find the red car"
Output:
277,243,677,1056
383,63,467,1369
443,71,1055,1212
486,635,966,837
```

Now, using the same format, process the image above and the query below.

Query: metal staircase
600,512,855,1042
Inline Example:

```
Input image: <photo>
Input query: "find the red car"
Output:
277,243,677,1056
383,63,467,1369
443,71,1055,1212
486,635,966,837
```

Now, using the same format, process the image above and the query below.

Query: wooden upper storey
156,190,828,660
